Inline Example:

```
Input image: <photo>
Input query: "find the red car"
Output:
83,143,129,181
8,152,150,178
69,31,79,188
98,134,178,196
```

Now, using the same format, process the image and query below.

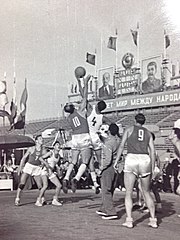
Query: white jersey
47,151,60,170
87,105,103,135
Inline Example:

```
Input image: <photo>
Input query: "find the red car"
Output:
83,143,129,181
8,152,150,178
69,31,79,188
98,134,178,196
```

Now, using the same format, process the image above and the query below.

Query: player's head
147,61,157,77
34,134,43,145
173,119,180,140
135,113,146,125
97,100,107,112
64,103,75,114
98,124,109,139
109,123,120,137
102,72,110,86
53,141,61,150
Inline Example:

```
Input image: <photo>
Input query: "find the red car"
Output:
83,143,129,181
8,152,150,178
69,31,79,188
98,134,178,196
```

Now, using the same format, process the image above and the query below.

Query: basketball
74,66,86,78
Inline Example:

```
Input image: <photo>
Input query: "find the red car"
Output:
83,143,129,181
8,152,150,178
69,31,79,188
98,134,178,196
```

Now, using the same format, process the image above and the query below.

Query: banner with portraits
141,55,163,94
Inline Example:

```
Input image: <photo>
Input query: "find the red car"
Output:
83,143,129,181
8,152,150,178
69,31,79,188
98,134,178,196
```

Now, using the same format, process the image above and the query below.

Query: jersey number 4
138,129,144,141
72,116,81,127
92,117,97,126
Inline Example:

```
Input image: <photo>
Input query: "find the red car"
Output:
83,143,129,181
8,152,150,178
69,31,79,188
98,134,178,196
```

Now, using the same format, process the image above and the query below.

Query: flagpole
115,29,118,72
2,72,7,130
137,23,140,69
163,30,167,60
94,49,98,100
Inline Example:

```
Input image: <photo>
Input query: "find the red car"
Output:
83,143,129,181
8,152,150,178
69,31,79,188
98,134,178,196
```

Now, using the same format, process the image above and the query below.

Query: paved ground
0,189,179,240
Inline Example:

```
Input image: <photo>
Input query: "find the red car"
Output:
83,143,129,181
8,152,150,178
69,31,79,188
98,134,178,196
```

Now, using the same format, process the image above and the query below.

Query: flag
165,34,170,48
0,80,8,108
9,75,17,125
86,52,96,65
13,79,28,129
107,36,117,51
130,29,138,46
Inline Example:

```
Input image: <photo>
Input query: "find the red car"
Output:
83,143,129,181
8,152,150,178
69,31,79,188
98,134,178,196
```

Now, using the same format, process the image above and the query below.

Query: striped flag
0,73,8,108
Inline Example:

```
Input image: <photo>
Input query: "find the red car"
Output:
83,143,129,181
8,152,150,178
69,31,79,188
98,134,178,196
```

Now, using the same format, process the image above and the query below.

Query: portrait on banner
98,66,115,100
141,55,163,94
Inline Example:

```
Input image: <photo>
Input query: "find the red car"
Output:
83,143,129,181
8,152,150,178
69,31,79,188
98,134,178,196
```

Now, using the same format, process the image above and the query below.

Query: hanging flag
13,79,28,129
86,52,96,65
130,29,138,46
0,109,10,121
107,36,117,51
165,34,170,48
9,74,17,125
0,73,8,108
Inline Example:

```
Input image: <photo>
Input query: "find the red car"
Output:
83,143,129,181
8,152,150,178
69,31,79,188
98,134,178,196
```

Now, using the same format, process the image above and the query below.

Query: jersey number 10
72,116,81,127
138,129,144,141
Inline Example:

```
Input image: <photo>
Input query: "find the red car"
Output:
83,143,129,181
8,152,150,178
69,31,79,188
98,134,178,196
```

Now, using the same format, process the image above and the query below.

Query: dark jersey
127,125,150,154
69,110,89,135
28,147,43,166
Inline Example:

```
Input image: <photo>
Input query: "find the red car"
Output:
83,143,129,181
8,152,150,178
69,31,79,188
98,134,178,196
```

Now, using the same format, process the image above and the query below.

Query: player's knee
18,183,25,190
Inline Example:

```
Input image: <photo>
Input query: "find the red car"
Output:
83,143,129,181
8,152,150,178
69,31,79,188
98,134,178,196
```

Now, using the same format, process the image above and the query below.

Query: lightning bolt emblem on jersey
92,117,97,126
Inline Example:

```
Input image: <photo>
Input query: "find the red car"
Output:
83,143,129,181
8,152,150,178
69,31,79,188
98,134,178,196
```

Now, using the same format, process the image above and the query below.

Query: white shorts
124,153,151,177
41,168,56,180
23,162,42,176
71,133,92,150
90,132,102,151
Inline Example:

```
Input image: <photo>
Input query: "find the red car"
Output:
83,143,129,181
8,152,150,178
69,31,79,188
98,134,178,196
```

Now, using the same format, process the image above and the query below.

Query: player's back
127,125,150,154
69,110,89,135
87,105,103,134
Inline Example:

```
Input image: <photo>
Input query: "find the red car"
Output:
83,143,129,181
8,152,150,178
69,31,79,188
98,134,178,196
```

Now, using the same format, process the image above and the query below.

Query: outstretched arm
76,77,84,98
79,75,91,113
114,128,128,168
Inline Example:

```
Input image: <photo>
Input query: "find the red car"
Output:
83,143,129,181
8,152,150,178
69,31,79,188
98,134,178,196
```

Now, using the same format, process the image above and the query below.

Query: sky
0,0,180,121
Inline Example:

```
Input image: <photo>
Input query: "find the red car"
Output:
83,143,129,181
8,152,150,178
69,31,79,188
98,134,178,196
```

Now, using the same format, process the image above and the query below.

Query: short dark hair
34,134,42,141
135,113,146,125
109,123,120,137
64,103,75,114
174,128,180,140
147,61,157,70
97,101,107,112
53,141,60,147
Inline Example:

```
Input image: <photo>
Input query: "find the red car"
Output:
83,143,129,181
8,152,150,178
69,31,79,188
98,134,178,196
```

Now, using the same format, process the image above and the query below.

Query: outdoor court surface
0,189,179,240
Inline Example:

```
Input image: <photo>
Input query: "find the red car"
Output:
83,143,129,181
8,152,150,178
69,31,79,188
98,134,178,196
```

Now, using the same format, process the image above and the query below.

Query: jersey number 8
138,129,144,141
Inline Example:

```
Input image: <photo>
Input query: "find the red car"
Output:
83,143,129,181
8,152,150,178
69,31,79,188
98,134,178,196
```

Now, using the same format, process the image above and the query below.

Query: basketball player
62,74,93,194
77,77,110,194
169,119,180,217
39,141,62,206
15,134,46,206
114,113,158,228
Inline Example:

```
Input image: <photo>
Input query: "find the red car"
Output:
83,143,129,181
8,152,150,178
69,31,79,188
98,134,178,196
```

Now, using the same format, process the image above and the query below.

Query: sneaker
148,217,158,228
52,199,62,206
35,199,43,207
102,215,118,220
96,210,107,216
71,178,78,193
62,179,68,194
95,186,100,194
15,198,20,206
122,218,133,228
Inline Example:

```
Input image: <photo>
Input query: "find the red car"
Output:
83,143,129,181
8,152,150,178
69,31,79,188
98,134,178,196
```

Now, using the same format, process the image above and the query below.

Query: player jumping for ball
62,74,93,193
76,76,111,194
